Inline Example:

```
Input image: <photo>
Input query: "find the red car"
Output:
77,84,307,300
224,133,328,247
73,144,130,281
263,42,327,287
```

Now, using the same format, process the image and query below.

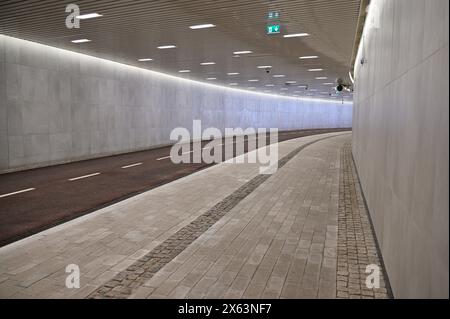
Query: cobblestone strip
336,142,392,299
88,135,337,298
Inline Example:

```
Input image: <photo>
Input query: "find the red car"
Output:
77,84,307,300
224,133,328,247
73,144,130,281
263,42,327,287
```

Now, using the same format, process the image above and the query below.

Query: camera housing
265,67,271,74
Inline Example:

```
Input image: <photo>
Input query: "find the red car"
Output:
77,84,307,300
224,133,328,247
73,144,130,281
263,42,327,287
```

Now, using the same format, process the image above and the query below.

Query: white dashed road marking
0,188,36,198
68,173,101,181
156,156,171,161
121,163,143,169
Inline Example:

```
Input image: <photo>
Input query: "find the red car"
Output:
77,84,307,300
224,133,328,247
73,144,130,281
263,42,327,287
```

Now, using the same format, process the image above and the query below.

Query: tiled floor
0,132,390,299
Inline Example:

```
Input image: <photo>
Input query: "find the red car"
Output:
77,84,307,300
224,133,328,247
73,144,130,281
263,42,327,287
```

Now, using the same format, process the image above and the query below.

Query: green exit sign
266,24,281,34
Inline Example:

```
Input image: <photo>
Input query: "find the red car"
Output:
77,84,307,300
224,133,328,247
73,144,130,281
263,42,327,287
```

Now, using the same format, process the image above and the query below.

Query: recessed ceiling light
248,79,259,82
233,50,253,55
229,83,238,86
266,84,275,87
315,77,328,80
227,72,240,75
206,77,216,80
308,69,323,72
283,33,309,38
178,69,191,73
285,81,297,84
138,58,153,62
76,13,103,19
157,45,177,49
257,65,272,69
299,55,318,59
201,62,216,65
189,23,216,29
71,39,91,43
273,75,285,78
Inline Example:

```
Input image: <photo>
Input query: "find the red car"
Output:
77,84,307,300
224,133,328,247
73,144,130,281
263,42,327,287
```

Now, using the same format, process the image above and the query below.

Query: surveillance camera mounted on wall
335,78,353,93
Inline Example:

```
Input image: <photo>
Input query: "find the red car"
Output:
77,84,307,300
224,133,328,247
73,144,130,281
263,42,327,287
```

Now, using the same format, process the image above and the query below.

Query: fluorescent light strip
201,62,215,65
178,69,191,73
138,58,153,62
189,23,216,29
157,45,176,49
315,77,327,80
299,55,318,59
265,84,275,87
323,82,334,85
248,79,259,82
227,72,239,75
71,39,91,43
229,83,238,86
285,81,297,84
206,77,216,80
273,75,285,78
257,65,272,69
283,33,309,38
308,69,323,72
233,50,252,55
76,13,103,19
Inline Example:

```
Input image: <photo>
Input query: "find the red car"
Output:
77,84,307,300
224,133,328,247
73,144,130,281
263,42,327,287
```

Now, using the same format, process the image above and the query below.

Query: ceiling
0,0,361,100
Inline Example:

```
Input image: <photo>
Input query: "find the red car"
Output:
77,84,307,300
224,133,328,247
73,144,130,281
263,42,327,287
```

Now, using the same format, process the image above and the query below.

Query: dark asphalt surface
0,128,350,246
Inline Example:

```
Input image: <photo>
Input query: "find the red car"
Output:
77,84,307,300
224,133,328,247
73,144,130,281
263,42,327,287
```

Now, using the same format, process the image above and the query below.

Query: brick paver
88,135,337,298
336,142,392,299
141,134,350,299
0,132,346,298
0,132,391,299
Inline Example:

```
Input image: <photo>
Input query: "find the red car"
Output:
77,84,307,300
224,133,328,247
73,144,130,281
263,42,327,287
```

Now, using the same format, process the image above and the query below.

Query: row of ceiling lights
70,13,346,99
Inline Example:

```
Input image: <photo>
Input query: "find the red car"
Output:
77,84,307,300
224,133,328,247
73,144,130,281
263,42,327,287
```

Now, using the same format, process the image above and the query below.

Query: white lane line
68,172,101,181
0,188,35,198
121,162,143,169
156,155,171,161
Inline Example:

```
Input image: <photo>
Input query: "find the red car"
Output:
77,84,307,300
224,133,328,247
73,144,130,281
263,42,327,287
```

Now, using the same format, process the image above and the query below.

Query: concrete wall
0,34,352,173
353,0,448,298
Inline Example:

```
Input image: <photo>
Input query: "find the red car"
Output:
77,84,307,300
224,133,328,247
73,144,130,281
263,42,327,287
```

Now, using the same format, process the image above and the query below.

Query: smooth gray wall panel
353,0,448,298
0,34,352,173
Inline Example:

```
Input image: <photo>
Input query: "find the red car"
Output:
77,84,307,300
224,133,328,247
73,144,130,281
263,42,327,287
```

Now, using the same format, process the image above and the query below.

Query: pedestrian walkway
0,132,390,299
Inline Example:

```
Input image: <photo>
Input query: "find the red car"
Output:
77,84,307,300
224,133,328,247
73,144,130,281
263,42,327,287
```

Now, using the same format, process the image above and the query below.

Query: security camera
265,67,271,74
335,78,351,93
